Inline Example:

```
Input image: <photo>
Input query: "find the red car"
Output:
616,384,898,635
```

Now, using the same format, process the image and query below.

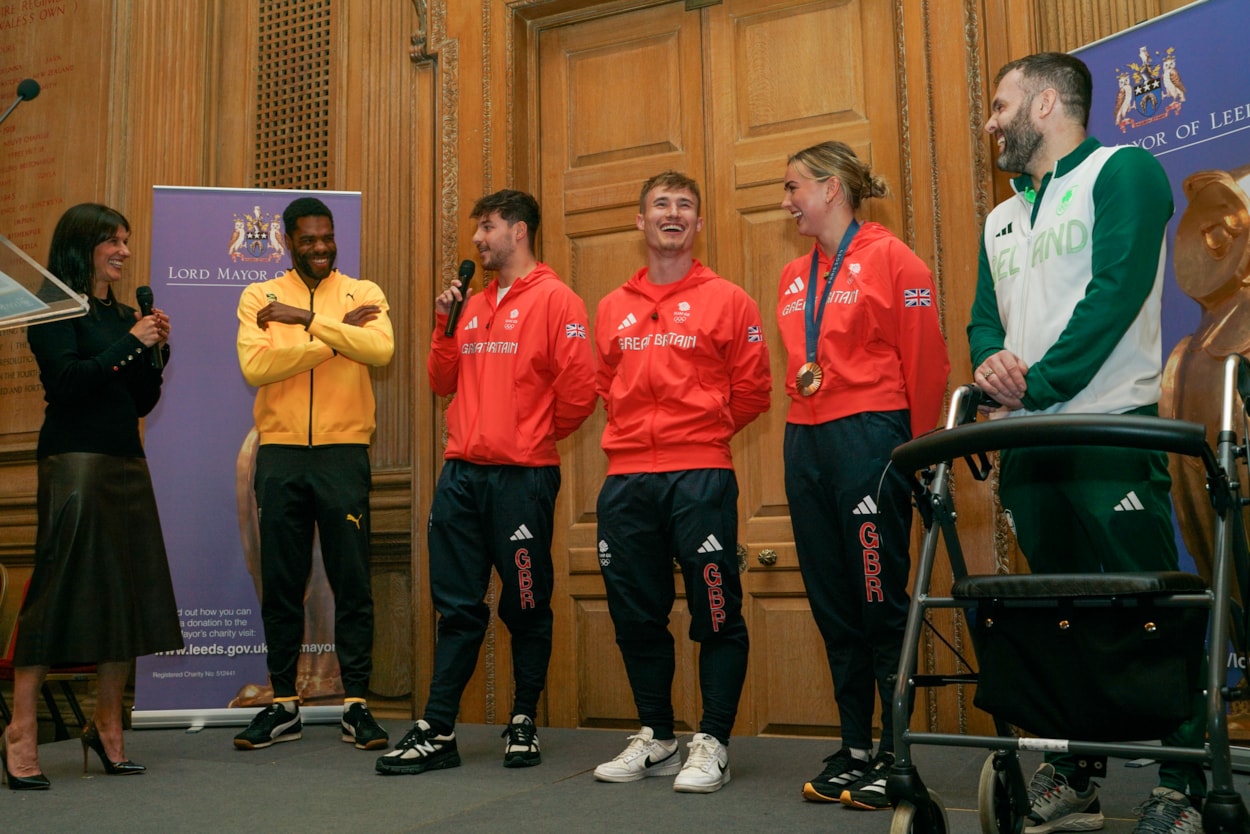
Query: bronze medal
797,361,823,397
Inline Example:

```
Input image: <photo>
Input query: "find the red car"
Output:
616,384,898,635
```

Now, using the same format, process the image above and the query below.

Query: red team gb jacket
428,262,596,466
596,260,772,475
776,222,949,438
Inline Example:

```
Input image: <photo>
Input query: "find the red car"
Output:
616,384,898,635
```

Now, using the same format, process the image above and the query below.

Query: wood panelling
0,1,117,452
1033,0,1193,53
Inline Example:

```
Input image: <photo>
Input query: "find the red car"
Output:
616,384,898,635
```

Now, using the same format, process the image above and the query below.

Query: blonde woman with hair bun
776,140,950,809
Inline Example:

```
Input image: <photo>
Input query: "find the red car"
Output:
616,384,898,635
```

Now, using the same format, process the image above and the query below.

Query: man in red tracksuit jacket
377,189,596,777
590,171,771,794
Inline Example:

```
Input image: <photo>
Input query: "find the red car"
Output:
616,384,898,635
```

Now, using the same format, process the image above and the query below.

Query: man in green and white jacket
968,51,1204,834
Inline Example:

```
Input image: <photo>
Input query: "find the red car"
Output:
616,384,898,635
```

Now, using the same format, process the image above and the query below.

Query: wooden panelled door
536,0,906,738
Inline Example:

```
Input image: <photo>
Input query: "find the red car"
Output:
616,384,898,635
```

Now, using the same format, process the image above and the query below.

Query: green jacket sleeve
967,236,1006,370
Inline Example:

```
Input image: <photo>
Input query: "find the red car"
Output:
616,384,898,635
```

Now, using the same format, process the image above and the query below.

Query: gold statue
1161,166,1250,732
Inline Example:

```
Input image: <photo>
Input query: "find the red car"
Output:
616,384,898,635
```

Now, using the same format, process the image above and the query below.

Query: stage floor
2,721,1237,833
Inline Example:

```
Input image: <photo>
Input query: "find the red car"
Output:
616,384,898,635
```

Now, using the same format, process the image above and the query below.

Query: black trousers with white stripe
784,412,913,753
596,469,749,744
423,459,559,730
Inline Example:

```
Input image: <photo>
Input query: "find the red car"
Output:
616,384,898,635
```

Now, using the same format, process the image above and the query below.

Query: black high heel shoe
0,731,51,790
82,722,145,775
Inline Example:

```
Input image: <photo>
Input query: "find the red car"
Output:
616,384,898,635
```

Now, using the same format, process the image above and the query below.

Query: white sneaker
673,733,731,793
593,727,681,782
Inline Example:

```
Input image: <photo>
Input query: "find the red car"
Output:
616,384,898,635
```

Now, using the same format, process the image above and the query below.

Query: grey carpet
1,723,1225,833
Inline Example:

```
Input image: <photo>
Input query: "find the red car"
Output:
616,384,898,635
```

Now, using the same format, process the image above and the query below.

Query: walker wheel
978,753,1023,834
890,788,949,834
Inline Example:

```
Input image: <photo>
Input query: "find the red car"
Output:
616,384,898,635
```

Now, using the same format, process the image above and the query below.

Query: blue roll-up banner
1074,0,1250,728
133,187,361,727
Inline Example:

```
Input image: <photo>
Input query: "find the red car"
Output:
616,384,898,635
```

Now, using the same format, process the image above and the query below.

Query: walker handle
892,413,1211,475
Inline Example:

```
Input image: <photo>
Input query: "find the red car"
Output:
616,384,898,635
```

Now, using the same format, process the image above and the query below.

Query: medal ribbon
804,219,860,364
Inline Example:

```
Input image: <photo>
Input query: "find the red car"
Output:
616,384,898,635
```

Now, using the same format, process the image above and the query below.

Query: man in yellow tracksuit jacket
232,196,394,753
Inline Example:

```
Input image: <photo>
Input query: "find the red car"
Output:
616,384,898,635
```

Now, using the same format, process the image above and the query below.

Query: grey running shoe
1024,763,1105,833
1133,787,1202,834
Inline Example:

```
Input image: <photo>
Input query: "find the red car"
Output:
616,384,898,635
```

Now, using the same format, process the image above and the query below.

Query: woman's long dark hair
47,203,130,316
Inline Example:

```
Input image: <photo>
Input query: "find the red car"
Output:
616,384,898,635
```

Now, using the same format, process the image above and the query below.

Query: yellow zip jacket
236,269,394,446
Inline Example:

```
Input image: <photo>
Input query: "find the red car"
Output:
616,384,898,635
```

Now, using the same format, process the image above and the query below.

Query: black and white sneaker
840,750,896,810
501,714,542,767
233,703,302,750
802,748,869,802
375,719,460,775
341,702,389,750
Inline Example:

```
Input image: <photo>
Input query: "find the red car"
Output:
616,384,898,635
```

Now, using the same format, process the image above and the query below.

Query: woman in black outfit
1,204,183,790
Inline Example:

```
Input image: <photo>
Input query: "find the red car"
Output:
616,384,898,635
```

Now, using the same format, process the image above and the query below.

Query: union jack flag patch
565,322,587,339
747,325,762,343
903,288,932,307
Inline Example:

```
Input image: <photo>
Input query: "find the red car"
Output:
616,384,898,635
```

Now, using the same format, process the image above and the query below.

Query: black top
27,297,166,459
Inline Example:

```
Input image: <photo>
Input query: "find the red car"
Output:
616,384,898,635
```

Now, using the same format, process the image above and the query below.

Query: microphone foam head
458,259,476,281
16,78,40,101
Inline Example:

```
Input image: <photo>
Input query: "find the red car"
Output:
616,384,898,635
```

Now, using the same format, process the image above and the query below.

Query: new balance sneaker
1133,787,1202,834
341,702,389,750
501,714,541,768
233,703,302,750
802,748,870,802
1023,763,1104,833
840,750,896,810
375,719,460,775
673,733,731,794
593,727,682,783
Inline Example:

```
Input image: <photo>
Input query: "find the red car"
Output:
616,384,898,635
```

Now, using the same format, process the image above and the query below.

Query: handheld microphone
135,286,165,369
0,78,39,128
444,259,476,337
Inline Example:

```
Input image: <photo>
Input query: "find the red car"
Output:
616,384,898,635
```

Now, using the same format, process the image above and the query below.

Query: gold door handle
756,548,778,566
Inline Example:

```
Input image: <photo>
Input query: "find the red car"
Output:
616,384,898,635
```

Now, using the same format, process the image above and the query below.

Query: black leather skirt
13,453,184,666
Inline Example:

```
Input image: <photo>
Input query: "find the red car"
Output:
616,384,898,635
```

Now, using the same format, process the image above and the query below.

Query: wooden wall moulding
965,0,992,228
410,0,431,63
894,0,917,249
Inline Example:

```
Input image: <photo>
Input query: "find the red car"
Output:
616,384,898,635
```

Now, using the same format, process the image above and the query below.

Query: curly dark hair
282,196,334,236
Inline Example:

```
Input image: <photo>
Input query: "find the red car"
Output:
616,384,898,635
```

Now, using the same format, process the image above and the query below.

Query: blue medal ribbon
804,219,860,364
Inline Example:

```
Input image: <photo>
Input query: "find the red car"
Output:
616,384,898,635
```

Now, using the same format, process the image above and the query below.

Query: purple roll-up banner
134,187,361,728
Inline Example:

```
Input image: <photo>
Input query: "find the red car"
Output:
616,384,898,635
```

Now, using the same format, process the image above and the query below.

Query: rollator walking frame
884,354,1250,834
